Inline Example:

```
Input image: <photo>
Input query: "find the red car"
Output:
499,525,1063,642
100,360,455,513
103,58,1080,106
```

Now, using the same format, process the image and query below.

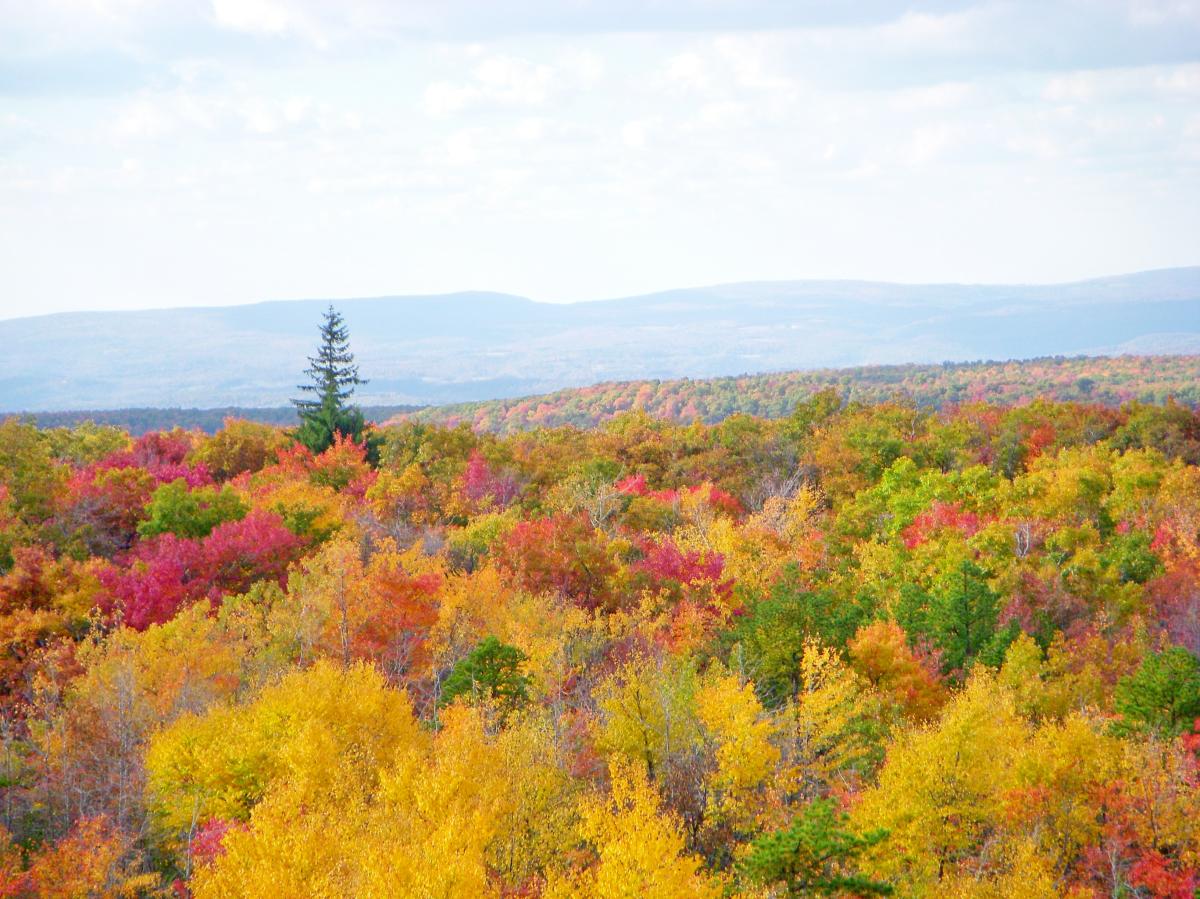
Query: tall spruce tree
292,305,366,454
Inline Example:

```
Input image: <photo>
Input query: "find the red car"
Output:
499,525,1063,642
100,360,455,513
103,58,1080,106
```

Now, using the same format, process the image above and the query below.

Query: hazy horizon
5,267,1197,412
2,263,1199,324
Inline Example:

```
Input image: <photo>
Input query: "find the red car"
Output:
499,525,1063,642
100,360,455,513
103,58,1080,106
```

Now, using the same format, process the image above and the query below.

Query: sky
1,1,1198,320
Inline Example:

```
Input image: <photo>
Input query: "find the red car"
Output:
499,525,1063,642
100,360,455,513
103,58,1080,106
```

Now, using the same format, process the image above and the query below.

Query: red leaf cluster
97,510,303,629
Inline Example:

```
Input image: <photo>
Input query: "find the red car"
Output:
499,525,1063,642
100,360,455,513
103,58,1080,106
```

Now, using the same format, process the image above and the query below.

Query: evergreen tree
925,561,1017,676
439,636,532,716
730,568,871,708
1114,646,1200,738
739,799,893,896
292,306,367,454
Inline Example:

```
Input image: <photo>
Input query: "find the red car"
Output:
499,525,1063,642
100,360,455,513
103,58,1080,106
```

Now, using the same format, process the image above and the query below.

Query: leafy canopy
137,478,247,539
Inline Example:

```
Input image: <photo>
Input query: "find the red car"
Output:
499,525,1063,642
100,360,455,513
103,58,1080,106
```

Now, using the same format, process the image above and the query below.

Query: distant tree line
400,354,1200,433
20,405,422,436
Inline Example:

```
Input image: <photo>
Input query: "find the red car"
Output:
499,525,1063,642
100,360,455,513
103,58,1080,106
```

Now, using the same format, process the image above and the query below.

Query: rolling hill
3,267,1199,413
392,354,1200,433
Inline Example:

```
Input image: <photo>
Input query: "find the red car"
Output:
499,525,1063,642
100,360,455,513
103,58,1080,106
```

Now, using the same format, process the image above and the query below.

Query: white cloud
621,119,648,148
662,52,710,91
210,0,292,34
1154,63,1200,94
1126,0,1200,25
889,81,975,112
863,8,981,52
474,55,554,104
697,101,744,129
902,123,956,166
3,2,1199,320
1005,132,1063,161
422,51,604,116
112,100,171,139
109,91,347,141
1043,72,1099,103
712,36,794,93
209,0,329,45
422,81,476,116
558,49,605,87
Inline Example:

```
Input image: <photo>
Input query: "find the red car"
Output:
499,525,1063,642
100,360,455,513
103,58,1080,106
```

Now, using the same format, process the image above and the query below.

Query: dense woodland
1,390,1200,896
401,355,1200,434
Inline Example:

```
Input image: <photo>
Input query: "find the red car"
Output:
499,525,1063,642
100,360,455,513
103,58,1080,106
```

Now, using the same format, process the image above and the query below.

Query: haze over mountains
4,267,1199,413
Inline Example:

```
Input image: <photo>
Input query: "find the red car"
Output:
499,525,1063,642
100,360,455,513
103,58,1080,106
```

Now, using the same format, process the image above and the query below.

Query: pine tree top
293,306,366,413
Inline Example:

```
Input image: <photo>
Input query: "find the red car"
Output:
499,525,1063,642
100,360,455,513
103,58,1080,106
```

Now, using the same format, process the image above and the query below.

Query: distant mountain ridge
4,267,1199,413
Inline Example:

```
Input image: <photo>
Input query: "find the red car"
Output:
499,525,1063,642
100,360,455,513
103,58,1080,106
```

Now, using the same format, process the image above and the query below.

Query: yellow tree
147,660,422,860
594,652,701,782
545,758,722,899
356,706,575,896
781,639,882,799
936,837,1064,899
28,600,271,842
694,664,779,827
1007,714,1122,877
853,670,1028,895
190,765,366,898
344,704,512,897
193,704,576,899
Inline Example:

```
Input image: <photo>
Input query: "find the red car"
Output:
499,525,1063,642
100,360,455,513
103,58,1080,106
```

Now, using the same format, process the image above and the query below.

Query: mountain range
4,267,1199,412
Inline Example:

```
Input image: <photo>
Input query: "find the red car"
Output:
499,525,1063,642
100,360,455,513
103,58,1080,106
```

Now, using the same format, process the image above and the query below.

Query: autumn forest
1,333,1200,898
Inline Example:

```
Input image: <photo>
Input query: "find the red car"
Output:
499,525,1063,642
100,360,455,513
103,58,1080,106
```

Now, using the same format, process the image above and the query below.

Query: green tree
740,799,892,896
293,306,367,454
0,418,63,526
1114,646,1200,738
1101,530,1162,585
731,567,871,708
786,388,844,440
439,636,532,715
40,421,130,466
910,561,1016,676
137,478,248,539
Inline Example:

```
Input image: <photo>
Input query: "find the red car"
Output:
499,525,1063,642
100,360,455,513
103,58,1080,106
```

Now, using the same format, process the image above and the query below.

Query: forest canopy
399,354,1200,434
0,385,1199,896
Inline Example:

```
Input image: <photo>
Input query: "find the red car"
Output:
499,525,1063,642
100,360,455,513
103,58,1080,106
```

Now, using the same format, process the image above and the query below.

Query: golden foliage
545,758,722,899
